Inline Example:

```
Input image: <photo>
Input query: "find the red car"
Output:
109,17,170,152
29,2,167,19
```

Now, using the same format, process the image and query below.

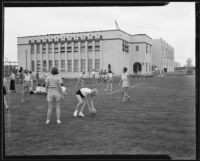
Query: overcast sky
4,2,195,66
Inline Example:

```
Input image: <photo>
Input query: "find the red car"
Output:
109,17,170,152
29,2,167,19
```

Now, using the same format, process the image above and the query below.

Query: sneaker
46,120,50,124
73,110,78,117
121,99,126,103
57,120,61,124
79,112,85,117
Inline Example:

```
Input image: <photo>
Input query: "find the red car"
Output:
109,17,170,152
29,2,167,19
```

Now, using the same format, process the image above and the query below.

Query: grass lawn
4,73,196,159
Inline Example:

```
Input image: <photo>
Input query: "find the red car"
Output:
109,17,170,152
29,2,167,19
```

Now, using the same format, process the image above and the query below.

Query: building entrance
133,62,142,73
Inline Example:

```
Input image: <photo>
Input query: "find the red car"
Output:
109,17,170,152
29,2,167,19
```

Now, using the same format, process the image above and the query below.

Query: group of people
4,66,131,125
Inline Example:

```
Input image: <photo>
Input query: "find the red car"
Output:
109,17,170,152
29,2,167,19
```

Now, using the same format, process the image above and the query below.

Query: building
152,38,174,72
17,29,154,78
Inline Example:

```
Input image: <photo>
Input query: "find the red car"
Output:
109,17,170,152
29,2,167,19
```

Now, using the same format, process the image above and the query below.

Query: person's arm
85,96,92,111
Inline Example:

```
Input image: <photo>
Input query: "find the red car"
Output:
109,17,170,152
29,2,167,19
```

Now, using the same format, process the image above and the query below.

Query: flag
115,20,119,30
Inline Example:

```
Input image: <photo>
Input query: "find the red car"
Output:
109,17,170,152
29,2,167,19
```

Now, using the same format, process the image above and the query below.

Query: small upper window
136,45,139,51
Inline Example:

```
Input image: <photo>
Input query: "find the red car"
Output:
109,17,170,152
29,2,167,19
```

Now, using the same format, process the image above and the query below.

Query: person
91,69,96,84
18,67,24,85
74,88,99,117
32,84,47,95
45,67,64,124
9,71,16,92
105,70,113,92
61,84,68,95
21,69,31,103
119,67,130,103
3,77,9,110
76,72,85,88
29,71,34,92
36,72,39,83
99,69,103,82
103,70,108,83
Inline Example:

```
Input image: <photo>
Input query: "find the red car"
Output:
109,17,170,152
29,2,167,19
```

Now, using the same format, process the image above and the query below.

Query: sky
4,2,195,66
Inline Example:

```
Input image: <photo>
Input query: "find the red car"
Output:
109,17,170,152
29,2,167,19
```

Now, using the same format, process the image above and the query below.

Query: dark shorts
3,86,6,95
76,89,85,98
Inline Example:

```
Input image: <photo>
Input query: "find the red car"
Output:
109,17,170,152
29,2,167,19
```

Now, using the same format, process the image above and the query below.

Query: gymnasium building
17,29,174,78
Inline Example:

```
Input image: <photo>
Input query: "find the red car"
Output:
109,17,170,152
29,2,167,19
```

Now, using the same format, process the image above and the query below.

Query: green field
4,73,196,159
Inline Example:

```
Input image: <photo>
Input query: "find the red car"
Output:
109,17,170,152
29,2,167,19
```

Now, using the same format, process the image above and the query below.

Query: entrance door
133,62,142,73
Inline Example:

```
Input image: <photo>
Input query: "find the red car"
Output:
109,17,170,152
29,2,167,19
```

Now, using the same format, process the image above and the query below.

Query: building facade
17,29,168,78
174,62,181,69
152,38,175,72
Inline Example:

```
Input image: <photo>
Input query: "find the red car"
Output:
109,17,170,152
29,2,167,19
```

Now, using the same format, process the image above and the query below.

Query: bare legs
74,95,86,117
122,87,130,102
46,101,61,124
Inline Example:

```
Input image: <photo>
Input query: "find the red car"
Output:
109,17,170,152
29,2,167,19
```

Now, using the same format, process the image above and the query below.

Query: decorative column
71,41,74,72
92,40,95,71
34,43,37,73
78,41,81,72
100,39,103,71
65,40,68,72
46,43,49,72
85,41,88,72
58,41,61,72
52,42,55,67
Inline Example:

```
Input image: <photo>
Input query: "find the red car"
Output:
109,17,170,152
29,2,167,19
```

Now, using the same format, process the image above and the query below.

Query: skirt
3,86,6,95
122,80,129,88
10,79,15,90
47,88,62,102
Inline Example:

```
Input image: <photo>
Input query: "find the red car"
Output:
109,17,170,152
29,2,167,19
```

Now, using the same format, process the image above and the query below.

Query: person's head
123,67,127,73
29,71,32,74
82,72,85,75
38,83,41,86
19,67,23,73
90,88,99,97
108,70,112,73
93,69,95,71
24,69,29,74
51,67,59,75
61,83,64,86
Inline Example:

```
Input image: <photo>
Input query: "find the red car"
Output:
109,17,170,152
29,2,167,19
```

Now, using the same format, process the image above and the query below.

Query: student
33,84,47,95
74,88,99,117
9,71,16,92
91,69,96,84
45,67,64,124
61,84,68,95
76,72,85,88
3,77,9,110
21,69,31,103
29,71,34,92
119,67,130,102
106,70,113,92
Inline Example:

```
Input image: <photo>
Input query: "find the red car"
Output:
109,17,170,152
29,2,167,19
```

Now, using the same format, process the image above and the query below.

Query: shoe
126,96,130,99
57,120,61,124
79,112,85,117
73,110,78,117
46,120,50,124
121,99,126,103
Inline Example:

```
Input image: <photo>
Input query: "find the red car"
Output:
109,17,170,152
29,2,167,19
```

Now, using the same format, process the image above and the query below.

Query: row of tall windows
122,40,129,53
135,44,151,53
31,59,100,72
31,41,100,54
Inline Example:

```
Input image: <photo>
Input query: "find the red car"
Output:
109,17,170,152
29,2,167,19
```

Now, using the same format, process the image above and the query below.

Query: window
88,59,93,72
43,60,47,72
136,45,139,51
67,60,72,72
49,60,52,71
54,43,59,54
48,44,52,53
31,61,35,72
146,44,148,53
67,46,72,53
95,59,100,72
74,60,79,72
74,43,78,52
55,60,59,68
81,46,85,53
88,41,93,52
37,60,41,72
122,40,129,53
61,60,65,72
42,44,46,54
60,42,65,53
31,44,34,54
37,44,40,54
81,59,86,72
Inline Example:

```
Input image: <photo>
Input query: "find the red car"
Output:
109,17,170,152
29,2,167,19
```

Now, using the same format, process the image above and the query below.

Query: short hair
24,69,29,74
123,67,127,73
51,67,58,75
38,83,41,86
29,71,32,74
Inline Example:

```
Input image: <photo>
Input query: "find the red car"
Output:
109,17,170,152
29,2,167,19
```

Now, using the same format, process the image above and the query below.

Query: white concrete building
152,38,174,72
17,29,155,78
174,62,180,69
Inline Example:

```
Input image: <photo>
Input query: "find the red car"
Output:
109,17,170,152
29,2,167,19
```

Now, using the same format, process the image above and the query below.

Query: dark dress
3,86,6,95
10,79,15,91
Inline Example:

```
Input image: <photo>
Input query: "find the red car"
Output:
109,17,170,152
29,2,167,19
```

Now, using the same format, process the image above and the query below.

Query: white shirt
36,86,46,93
122,72,129,81
24,73,31,81
61,86,67,93
80,88,92,97
108,73,113,78
91,71,95,76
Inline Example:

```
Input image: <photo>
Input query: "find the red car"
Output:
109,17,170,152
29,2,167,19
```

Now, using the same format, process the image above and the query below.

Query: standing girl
21,69,31,103
9,71,16,92
3,77,9,110
29,71,34,92
74,88,99,117
119,67,130,102
76,72,85,88
106,70,113,92
45,67,64,124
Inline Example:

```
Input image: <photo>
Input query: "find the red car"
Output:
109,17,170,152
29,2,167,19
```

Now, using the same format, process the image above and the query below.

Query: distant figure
36,72,39,83
105,70,113,92
18,67,24,85
99,69,103,82
3,77,9,110
21,69,31,103
91,69,96,84
76,72,85,88
9,71,16,92
119,67,130,102
29,71,34,92
45,67,64,125
74,88,99,117
103,70,108,83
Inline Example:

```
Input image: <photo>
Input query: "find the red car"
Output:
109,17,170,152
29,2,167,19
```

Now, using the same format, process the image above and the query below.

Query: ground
4,72,196,159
